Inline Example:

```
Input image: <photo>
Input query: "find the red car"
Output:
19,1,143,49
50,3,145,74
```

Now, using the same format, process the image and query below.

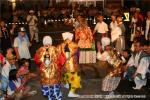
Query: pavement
25,59,150,100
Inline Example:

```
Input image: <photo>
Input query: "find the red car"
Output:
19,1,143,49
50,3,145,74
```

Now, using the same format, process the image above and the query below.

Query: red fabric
34,53,41,65
57,52,66,71
0,53,5,64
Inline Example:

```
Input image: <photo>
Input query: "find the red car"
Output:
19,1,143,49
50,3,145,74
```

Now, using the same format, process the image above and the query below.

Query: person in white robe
125,41,150,89
97,37,111,61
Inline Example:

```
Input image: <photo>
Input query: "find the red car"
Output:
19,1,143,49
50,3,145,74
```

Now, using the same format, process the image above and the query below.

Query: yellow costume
58,32,81,97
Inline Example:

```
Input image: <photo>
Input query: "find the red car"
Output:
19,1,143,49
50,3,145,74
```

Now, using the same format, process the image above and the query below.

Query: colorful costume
58,32,81,97
75,26,93,48
34,36,65,100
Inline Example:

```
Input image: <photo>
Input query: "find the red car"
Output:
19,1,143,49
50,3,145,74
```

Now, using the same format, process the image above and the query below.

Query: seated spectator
125,40,150,89
17,58,37,82
1,48,17,96
6,69,37,100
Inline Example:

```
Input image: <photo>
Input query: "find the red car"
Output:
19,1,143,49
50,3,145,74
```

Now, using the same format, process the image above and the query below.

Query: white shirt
26,15,38,26
127,51,150,79
136,57,150,79
110,21,117,31
94,21,108,33
127,52,141,68
1,60,12,80
14,37,31,59
145,19,150,40
111,26,122,42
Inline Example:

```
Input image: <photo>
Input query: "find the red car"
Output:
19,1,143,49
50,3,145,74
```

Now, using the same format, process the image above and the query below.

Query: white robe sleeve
136,57,150,79
127,55,134,67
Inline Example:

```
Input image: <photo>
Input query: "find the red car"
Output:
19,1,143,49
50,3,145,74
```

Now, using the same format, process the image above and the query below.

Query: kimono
75,26,93,48
34,46,65,100
58,41,81,92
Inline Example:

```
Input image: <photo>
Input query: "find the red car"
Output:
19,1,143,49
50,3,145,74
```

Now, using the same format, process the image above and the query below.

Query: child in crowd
7,69,37,100
17,58,37,82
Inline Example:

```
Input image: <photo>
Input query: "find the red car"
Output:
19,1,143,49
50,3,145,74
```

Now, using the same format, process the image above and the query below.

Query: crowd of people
0,2,150,100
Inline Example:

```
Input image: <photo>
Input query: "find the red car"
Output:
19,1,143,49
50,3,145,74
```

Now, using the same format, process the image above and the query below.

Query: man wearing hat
14,27,31,60
26,10,39,43
34,36,65,100
58,32,81,97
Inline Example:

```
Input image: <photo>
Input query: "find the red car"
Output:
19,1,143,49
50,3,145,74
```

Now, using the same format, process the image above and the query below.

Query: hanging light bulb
44,20,47,25
93,17,96,25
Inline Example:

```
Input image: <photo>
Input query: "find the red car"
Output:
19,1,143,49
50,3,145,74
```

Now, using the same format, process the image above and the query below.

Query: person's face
30,12,34,16
122,51,129,58
44,44,51,48
8,57,16,65
24,61,29,67
105,45,111,51
65,39,72,44
117,17,122,24
13,16,18,22
111,15,116,22
0,21,5,27
98,16,103,22
134,13,138,18
134,42,141,53
77,16,83,23
147,11,150,18
135,31,140,37
20,31,26,37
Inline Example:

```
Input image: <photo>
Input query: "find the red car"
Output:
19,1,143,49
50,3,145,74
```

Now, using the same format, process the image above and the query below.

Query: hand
29,73,37,78
16,86,23,91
